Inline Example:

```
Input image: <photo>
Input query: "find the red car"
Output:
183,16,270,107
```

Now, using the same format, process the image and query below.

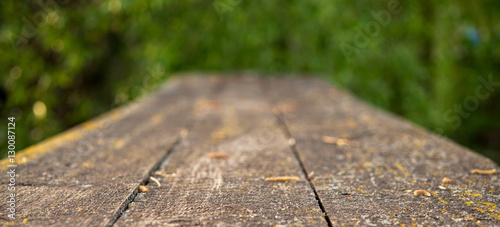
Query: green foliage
1,0,499,161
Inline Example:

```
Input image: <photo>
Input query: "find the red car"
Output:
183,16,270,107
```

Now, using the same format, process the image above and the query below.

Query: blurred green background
1,0,500,162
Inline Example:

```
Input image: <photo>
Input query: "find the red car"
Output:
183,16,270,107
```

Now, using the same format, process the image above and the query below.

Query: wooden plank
115,76,326,226
4,75,496,226
265,77,500,226
0,184,136,226
0,76,220,226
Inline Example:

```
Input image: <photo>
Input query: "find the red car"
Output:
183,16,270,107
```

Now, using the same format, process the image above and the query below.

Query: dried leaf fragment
413,189,431,197
208,152,230,159
211,130,227,140
139,185,149,192
321,136,358,146
179,128,189,138
264,176,301,182
442,177,454,184
149,176,161,188
470,169,497,175
307,171,315,180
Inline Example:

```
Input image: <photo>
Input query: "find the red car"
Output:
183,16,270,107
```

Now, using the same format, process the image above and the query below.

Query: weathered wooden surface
0,76,217,226
1,75,499,226
265,78,500,226
116,77,324,226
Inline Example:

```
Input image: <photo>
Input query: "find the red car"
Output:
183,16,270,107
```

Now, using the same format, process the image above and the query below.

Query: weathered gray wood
0,184,136,226
0,76,220,226
2,75,499,226
115,76,326,226
265,77,500,226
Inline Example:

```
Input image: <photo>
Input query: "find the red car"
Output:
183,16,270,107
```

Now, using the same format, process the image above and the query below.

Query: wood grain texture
2,75,499,226
0,76,220,226
265,77,500,226
115,76,326,226
0,184,136,226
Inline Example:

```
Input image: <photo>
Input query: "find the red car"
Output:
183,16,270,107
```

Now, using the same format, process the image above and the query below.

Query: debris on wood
211,130,227,140
264,176,301,182
272,103,296,114
153,171,164,176
150,114,162,125
139,185,149,192
208,152,230,159
442,177,454,184
114,139,125,149
413,190,431,197
150,176,161,188
179,128,189,138
307,171,315,180
211,127,235,140
321,136,358,146
470,169,497,175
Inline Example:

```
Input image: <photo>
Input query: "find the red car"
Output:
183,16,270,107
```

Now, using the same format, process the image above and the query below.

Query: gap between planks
108,77,332,226
271,103,334,227
105,129,187,227
275,115,333,227
107,77,226,226
258,78,333,227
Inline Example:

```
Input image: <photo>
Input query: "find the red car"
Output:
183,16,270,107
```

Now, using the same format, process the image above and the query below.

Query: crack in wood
105,131,185,227
107,77,227,226
259,78,333,227
274,114,334,227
